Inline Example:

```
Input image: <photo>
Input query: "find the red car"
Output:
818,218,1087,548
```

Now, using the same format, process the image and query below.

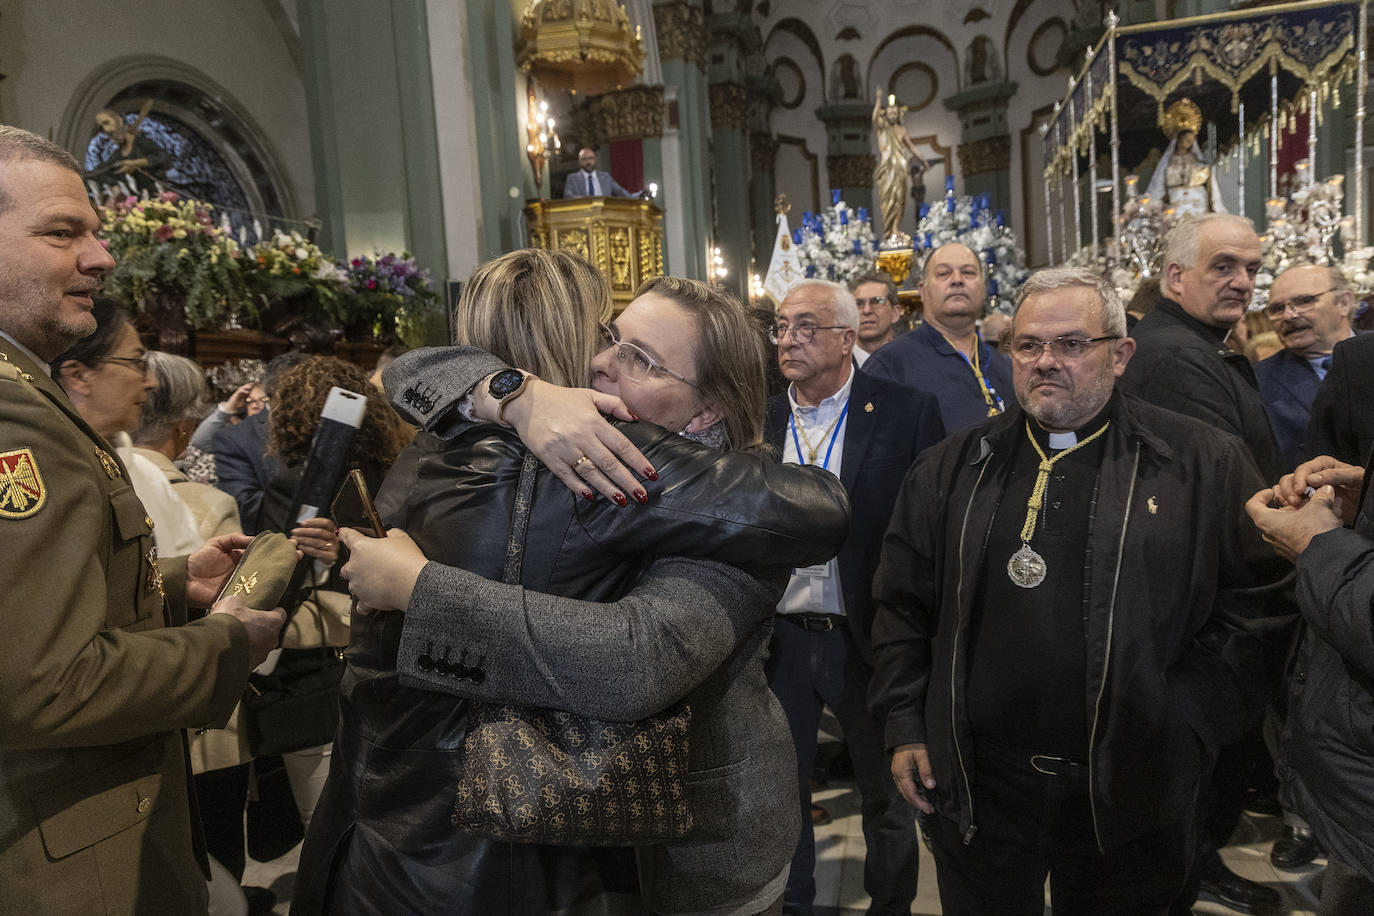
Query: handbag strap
502,452,540,585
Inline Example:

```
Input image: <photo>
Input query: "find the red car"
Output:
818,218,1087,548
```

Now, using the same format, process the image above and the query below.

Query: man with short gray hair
764,277,943,915
871,265,1283,913
1124,213,1281,479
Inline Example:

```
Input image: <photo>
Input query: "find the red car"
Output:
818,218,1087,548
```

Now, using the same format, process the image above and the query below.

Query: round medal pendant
1007,544,1047,589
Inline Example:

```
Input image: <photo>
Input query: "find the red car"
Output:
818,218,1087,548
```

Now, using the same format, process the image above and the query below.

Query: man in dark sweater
871,266,1282,914
1122,213,1282,912
1124,213,1280,481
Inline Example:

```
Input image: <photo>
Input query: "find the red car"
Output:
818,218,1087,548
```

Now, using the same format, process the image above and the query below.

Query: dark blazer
1305,332,1374,466
210,410,277,533
562,168,635,199
1255,347,1323,472
766,369,945,662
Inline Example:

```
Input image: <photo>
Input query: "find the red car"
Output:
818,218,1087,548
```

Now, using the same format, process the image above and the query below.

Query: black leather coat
294,420,849,915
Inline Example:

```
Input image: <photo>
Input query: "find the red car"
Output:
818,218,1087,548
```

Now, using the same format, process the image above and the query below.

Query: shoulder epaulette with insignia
0,351,35,383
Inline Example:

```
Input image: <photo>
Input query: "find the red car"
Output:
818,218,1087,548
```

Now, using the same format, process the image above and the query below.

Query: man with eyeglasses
1121,213,1288,914
762,279,943,916
870,266,1284,914
862,242,1013,436
848,271,905,367
1254,264,1357,472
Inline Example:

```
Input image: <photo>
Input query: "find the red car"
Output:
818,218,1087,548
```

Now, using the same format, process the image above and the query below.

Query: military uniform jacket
0,345,249,915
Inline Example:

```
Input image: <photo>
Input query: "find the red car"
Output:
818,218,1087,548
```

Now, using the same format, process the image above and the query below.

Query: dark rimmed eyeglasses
1264,288,1337,319
1009,336,1120,363
769,322,848,345
599,323,699,388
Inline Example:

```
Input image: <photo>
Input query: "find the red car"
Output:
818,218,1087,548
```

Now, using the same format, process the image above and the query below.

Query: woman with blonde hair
295,251,848,915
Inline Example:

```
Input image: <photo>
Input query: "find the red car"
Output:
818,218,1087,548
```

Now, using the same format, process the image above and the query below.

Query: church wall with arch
0,0,313,221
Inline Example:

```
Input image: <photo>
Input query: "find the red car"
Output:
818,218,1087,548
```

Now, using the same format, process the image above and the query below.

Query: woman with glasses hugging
294,251,849,916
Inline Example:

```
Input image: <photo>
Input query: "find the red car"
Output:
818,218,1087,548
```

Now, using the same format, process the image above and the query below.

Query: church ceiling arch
867,25,958,99
60,55,297,227
764,17,827,98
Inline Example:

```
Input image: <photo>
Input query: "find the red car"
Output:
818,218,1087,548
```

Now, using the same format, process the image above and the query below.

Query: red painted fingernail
612,492,628,507
632,488,647,504
628,412,641,421
643,467,658,481
582,490,595,501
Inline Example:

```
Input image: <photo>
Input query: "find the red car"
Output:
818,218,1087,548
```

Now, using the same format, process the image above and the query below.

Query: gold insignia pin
96,448,121,480
1147,496,1158,515
146,547,164,599
143,514,154,530
232,571,258,596
864,402,874,413
0,447,47,519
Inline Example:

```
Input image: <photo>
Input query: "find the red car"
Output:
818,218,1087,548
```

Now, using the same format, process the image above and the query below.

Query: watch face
489,369,525,398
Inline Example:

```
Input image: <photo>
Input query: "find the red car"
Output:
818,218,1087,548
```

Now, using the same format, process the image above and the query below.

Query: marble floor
241,717,1327,916
241,787,1325,916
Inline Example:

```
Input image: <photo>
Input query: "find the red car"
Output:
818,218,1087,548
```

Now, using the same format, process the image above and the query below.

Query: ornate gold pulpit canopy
526,198,664,310
518,0,645,95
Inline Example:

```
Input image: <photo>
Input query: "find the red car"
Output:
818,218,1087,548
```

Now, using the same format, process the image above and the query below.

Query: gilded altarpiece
525,198,665,309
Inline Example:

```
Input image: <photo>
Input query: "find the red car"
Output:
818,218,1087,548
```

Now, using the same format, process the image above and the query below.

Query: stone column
943,81,1018,211
816,103,875,216
748,72,781,278
654,0,710,278
298,0,449,278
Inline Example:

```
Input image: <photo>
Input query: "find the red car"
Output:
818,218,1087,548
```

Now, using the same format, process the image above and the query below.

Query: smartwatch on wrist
488,369,534,425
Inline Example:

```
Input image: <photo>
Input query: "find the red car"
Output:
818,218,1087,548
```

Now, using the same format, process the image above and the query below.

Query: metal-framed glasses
769,322,849,345
854,295,891,308
1010,336,1120,363
1264,288,1337,320
599,323,699,388
94,355,150,374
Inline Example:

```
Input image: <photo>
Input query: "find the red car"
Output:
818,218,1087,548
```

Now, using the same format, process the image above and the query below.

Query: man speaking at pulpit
563,147,639,199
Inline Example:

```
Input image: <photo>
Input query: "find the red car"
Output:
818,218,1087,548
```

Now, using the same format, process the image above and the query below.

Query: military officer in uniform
0,125,286,915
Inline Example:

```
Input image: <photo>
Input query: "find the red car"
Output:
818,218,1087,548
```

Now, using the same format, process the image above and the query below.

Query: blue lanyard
951,338,1005,414
788,401,849,470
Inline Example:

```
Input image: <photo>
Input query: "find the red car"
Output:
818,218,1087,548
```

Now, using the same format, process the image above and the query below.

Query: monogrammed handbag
451,453,693,845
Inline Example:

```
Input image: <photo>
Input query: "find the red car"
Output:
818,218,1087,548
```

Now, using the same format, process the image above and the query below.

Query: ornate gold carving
957,135,1011,177
709,83,749,131
583,85,665,145
560,228,592,263
518,0,645,94
608,226,632,290
527,198,664,309
653,1,707,68
826,153,876,188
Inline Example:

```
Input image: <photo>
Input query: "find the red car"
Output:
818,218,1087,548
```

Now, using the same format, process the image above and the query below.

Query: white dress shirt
777,368,854,617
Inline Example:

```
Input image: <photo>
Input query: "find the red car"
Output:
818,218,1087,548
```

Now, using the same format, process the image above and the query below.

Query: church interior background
0,0,1367,350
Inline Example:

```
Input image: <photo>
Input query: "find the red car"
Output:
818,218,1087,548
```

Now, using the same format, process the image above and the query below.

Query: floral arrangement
911,180,1028,314
98,192,253,327
244,229,351,317
340,251,442,343
792,191,881,284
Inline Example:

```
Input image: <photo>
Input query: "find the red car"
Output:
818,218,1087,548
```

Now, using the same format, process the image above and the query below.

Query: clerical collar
0,329,50,377
1028,398,1115,453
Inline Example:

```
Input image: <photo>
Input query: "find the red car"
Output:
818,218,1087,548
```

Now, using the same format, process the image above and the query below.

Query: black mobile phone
331,468,385,538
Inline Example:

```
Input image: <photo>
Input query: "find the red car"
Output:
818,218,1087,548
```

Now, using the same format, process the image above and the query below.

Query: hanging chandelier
517,0,645,95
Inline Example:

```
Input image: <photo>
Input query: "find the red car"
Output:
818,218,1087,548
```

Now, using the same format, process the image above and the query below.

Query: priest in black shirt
870,266,1287,915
